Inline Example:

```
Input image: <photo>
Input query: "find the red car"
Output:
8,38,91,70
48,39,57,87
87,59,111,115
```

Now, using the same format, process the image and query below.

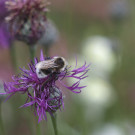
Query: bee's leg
41,74,54,91
45,57,51,60
60,68,68,80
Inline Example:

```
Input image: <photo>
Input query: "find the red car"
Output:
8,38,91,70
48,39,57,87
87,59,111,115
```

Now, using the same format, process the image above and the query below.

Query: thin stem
29,45,36,62
36,122,41,135
51,113,58,135
35,117,41,135
0,103,5,135
43,45,49,57
10,44,17,71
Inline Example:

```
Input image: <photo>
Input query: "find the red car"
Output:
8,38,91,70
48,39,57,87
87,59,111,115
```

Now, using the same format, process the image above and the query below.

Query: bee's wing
36,59,58,69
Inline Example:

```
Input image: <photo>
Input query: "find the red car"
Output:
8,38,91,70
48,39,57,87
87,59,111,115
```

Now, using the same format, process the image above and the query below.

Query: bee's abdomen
41,68,53,75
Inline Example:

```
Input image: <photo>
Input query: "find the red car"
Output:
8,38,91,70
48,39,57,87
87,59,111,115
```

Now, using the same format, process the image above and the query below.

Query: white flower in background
68,57,116,108
80,77,116,123
68,48,117,122
92,123,125,135
68,37,119,122
81,78,116,107
82,36,117,77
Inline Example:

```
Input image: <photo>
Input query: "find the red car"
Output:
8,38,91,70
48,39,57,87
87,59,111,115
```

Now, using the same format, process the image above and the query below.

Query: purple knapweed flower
5,0,50,45
1,51,89,122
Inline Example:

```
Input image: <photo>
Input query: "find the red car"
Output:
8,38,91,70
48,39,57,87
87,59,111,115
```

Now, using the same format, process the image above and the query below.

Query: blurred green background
1,0,135,135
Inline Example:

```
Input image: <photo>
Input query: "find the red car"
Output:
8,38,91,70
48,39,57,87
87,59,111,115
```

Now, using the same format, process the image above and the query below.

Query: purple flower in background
5,0,50,45
0,23,13,49
0,0,13,48
1,51,89,122
0,0,8,22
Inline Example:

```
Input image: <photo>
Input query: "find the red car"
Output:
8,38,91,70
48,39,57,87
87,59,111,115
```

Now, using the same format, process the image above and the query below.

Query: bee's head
54,57,68,71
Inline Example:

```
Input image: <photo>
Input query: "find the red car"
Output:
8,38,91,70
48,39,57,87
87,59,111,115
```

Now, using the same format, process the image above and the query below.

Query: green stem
0,103,5,135
29,46,36,62
10,44,17,71
36,122,41,135
51,113,58,135
43,45,49,57
34,117,41,135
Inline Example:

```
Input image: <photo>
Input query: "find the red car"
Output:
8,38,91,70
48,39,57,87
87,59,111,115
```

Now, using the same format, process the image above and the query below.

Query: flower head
5,0,50,45
2,51,89,122
38,20,59,47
